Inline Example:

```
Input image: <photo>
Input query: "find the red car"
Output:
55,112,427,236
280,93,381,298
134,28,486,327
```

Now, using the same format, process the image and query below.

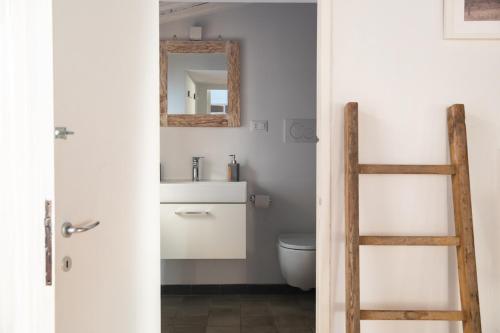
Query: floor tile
297,296,315,311
177,305,210,316
276,328,312,333
163,295,184,306
161,292,315,333
274,314,312,328
241,303,270,316
241,315,274,327
302,309,314,321
206,327,241,333
162,306,178,320
269,304,304,316
267,295,298,304
162,320,175,328
169,327,206,333
241,327,278,333
240,294,269,302
210,295,241,307
208,307,241,327
173,315,208,327
162,317,176,327
183,296,211,306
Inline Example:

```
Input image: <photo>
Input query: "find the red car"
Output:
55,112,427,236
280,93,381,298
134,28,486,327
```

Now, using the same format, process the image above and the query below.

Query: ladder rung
360,310,463,321
359,236,460,246
358,164,455,175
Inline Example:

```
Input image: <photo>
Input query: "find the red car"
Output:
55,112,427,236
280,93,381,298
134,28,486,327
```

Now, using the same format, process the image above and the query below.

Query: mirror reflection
167,53,228,115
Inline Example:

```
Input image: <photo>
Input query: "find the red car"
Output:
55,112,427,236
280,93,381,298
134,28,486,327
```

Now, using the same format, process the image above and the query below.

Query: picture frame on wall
444,0,500,39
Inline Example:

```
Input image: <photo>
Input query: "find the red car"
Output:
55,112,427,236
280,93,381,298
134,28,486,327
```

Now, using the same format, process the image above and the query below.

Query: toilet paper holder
249,194,272,205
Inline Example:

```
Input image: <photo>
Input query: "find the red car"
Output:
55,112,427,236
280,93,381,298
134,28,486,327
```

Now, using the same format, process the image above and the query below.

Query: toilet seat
278,233,315,251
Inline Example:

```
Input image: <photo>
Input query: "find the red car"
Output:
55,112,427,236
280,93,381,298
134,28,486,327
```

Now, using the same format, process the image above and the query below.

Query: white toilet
277,233,316,291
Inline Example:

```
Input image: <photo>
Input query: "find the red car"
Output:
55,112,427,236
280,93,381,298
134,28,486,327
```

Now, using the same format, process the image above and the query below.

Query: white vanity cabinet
160,181,247,259
160,203,246,259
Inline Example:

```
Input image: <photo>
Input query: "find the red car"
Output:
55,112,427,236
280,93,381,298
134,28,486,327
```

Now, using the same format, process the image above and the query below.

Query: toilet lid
278,233,316,250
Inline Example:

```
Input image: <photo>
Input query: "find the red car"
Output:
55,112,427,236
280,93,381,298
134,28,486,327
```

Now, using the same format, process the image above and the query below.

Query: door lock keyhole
62,256,72,272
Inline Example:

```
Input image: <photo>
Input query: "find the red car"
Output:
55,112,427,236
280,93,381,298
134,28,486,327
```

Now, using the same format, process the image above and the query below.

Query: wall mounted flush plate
283,119,316,143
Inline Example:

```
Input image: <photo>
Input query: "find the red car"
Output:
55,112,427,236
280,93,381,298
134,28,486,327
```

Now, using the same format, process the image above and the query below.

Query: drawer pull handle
174,211,210,216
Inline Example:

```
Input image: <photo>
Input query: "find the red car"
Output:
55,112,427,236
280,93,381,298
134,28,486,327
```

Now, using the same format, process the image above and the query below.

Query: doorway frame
160,0,333,332
316,0,334,331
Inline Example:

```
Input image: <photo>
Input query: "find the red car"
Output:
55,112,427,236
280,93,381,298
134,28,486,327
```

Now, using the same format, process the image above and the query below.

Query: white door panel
0,0,55,332
53,1,159,332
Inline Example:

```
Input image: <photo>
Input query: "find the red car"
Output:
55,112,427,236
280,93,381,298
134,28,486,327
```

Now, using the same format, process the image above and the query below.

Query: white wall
325,0,500,331
160,4,317,284
0,0,54,332
185,73,196,114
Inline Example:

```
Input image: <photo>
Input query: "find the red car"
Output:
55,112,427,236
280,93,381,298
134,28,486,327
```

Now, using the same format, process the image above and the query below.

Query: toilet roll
253,194,271,208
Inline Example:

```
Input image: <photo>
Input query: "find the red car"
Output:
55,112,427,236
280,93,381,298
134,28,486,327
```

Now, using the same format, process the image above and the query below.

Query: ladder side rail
448,104,482,333
345,102,360,333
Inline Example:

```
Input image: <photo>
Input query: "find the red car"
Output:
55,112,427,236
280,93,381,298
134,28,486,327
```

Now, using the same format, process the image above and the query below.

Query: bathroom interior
159,2,317,332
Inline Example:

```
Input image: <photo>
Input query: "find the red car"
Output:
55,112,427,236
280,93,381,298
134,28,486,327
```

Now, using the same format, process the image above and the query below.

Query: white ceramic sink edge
160,180,247,203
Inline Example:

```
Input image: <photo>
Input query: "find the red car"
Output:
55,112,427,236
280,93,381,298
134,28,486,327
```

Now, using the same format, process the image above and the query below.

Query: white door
53,0,160,332
0,0,55,332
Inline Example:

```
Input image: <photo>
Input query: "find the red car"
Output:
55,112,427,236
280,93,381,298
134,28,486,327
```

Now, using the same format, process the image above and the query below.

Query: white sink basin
160,180,247,203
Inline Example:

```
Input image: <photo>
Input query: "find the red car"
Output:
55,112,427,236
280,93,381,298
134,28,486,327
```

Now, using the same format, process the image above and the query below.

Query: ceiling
159,0,316,24
186,70,228,85
159,2,244,24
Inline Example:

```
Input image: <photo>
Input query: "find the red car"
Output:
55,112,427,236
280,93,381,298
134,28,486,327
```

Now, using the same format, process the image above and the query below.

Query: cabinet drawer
160,204,246,259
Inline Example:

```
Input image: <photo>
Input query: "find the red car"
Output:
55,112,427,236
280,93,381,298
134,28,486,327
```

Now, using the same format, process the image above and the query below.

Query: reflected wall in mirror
168,54,228,115
160,40,240,127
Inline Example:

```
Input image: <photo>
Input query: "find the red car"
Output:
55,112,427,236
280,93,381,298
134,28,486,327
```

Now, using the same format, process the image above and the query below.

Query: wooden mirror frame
160,40,240,127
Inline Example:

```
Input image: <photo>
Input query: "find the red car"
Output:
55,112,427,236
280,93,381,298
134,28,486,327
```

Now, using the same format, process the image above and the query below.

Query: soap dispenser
227,154,240,182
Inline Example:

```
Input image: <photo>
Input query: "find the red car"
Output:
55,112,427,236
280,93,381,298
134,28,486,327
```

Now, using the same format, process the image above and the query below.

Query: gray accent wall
160,4,317,284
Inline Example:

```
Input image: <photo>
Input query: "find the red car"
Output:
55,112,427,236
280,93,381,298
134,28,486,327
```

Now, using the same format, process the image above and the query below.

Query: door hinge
44,200,52,286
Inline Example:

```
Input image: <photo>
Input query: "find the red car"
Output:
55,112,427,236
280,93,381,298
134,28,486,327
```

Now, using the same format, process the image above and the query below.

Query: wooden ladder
344,102,482,333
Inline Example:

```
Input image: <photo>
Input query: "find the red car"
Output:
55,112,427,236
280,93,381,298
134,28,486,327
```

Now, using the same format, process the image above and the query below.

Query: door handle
61,221,100,238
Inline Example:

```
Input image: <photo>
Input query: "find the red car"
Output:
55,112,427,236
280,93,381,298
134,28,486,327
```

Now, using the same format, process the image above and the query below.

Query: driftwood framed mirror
160,40,240,127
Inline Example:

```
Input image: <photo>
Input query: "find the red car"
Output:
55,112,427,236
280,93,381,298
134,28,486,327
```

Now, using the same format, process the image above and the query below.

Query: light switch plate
284,119,316,143
251,120,268,132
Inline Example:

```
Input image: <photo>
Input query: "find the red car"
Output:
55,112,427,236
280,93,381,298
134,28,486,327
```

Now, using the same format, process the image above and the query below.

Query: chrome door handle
62,221,100,238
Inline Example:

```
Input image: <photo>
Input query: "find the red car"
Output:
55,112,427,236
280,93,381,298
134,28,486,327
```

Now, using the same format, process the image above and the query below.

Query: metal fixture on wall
249,194,271,208
54,127,74,140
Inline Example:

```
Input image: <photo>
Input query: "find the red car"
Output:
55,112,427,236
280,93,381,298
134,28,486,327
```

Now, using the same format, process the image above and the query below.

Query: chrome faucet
192,157,203,181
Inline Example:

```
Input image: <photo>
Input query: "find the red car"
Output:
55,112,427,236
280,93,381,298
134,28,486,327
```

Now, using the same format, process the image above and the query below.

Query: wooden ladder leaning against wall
344,102,482,333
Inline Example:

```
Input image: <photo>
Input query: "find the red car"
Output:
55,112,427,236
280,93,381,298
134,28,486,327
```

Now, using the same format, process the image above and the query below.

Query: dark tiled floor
162,294,315,333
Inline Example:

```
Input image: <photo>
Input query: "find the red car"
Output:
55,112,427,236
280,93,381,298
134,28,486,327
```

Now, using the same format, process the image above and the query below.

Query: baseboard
161,284,315,295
